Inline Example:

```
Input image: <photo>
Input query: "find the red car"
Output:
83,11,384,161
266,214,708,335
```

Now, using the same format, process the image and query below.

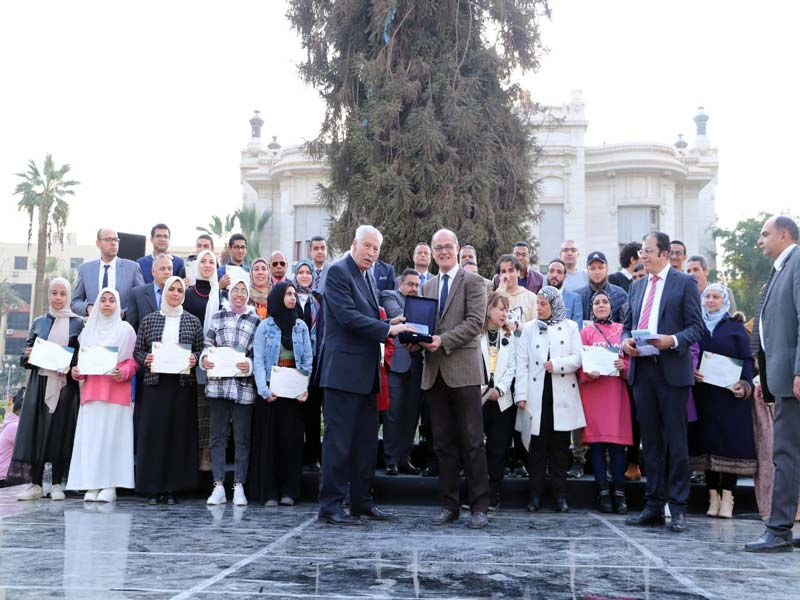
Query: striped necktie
637,274,660,330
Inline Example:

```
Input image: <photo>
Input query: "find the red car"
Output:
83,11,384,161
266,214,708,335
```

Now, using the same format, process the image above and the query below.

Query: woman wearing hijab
67,288,137,502
134,276,204,504
515,286,585,513
9,277,83,501
293,258,324,470
249,281,313,506
249,257,271,319
184,249,221,472
201,276,260,507
579,290,631,514
693,283,756,519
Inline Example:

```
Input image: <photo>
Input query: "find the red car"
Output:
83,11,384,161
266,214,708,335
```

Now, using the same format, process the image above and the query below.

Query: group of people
3,215,799,552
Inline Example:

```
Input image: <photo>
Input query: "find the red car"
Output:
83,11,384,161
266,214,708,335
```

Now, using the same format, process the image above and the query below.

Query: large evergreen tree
288,0,549,271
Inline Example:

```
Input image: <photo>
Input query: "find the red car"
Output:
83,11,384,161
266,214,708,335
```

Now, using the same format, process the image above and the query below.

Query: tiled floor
0,487,797,599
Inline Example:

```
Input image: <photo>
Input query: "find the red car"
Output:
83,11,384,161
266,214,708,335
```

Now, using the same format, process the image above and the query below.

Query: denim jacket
253,317,313,399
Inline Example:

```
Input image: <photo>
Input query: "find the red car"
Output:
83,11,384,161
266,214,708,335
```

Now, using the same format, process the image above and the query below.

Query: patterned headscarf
293,258,315,295
249,257,270,309
537,285,567,327
702,283,730,335
589,289,613,325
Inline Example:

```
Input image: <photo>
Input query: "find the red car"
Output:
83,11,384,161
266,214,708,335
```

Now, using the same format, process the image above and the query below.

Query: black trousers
384,363,423,466
428,375,490,513
705,470,737,493
482,400,517,503
318,388,378,517
633,358,690,515
627,382,641,465
528,373,570,499
302,384,323,465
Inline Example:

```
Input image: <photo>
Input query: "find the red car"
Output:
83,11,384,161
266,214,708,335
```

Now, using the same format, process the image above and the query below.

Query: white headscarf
160,276,185,318
191,249,220,334
223,274,254,315
79,287,136,361
42,277,78,413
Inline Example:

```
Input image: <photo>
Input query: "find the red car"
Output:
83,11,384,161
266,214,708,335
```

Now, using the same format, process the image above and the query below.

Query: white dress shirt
437,264,460,297
640,263,679,348
97,257,117,292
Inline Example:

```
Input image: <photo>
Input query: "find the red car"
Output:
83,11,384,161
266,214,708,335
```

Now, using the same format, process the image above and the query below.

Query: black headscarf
589,290,613,325
267,281,297,350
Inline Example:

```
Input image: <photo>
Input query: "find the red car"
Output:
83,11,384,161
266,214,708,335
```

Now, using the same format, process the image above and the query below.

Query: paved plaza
0,486,798,599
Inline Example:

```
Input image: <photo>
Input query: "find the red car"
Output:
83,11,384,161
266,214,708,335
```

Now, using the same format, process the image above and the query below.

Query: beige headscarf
42,277,78,413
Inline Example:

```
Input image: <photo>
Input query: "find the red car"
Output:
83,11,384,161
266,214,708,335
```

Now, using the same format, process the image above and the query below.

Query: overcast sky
1,0,797,248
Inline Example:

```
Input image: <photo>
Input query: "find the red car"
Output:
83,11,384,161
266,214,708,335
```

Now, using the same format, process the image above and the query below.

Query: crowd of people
2,215,799,552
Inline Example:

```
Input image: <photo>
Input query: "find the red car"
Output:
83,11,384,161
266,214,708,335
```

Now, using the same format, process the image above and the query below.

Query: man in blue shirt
137,223,185,284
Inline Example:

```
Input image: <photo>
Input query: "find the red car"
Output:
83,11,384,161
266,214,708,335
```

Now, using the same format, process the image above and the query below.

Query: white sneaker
84,489,100,502
97,488,117,503
232,483,247,506
17,484,43,501
207,484,227,505
50,484,66,501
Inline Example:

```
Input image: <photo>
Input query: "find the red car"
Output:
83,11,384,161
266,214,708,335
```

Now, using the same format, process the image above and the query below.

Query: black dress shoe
745,531,793,553
669,512,687,532
431,508,460,525
385,464,399,476
626,509,666,527
319,512,362,526
352,506,394,521
469,512,488,529
398,460,421,475
309,461,321,472
555,497,570,513
147,496,159,505
422,466,439,477
526,496,542,512
165,493,177,505
793,537,800,549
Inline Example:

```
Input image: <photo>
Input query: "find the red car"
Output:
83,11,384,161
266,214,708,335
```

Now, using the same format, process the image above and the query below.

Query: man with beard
575,251,629,324
545,259,584,328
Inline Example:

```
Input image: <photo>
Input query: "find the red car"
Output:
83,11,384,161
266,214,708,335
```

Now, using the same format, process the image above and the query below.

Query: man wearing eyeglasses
669,240,687,271
217,234,250,289
72,227,145,317
269,251,289,289
136,223,186,284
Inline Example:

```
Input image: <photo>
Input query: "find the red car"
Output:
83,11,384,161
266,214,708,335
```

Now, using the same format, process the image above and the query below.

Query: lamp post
3,363,17,401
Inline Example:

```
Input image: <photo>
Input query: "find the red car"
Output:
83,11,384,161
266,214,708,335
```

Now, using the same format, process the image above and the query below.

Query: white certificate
225,265,249,288
151,342,192,375
632,329,660,357
698,351,744,388
29,337,74,372
206,346,247,378
581,345,620,377
270,366,309,399
77,346,118,375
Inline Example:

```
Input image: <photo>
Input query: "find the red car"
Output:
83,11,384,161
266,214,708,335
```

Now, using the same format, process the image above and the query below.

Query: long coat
515,319,585,442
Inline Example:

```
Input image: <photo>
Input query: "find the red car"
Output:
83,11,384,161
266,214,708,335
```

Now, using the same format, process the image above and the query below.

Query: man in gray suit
72,228,144,317
745,215,800,553
420,229,490,529
380,269,423,476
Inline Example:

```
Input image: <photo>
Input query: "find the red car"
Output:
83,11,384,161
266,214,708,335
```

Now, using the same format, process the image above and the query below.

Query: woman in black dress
9,277,83,501
134,276,204,504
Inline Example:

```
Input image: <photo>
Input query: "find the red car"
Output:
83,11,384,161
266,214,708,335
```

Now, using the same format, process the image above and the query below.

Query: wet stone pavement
0,487,798,599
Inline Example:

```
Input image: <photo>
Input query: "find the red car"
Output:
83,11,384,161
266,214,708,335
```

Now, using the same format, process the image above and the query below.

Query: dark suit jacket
622,267,703,387
372,260,397,293
318,255,391,395
608,271,633,293
127,283,160,332
380,289,415,373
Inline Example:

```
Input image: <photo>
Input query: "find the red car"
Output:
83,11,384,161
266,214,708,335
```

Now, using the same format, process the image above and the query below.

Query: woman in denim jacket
249,281,313,506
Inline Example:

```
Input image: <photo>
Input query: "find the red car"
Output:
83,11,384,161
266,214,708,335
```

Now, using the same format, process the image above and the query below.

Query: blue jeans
589,443,627,485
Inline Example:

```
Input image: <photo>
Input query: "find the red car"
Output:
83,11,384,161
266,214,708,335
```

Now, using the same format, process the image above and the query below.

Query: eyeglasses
231,245,247,250
637,248,657,257
229,288,249,296
271,261,286,267
100,237,120,243
433,244,456,253
668,251,685,257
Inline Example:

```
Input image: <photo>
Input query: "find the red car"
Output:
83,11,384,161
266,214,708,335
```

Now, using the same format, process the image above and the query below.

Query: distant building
240,92,718,270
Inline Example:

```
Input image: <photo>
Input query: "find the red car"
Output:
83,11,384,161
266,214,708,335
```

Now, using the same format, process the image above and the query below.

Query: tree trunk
35,208,48,316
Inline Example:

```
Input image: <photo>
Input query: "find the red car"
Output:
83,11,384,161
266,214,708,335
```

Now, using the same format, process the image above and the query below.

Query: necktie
750,266,777,354
637,274,660,330
102,264,110,288
439,273,450,316
156,288,162,308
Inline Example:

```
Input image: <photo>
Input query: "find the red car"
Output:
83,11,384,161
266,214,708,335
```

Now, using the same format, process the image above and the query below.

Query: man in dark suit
608,241,641,293
380,269,423,476
136,223,185,284
622,231,703,533
127,254,173,331
371,258,396,293
745,216,800,553
72,228,145,317
317,225,409,525
420,228,490,529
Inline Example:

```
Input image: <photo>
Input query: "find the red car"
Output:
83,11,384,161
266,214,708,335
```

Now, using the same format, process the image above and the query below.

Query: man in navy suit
127,254,173,331
317,225,409,525
622,232,703,533
136,223,185,284
72,228,144,317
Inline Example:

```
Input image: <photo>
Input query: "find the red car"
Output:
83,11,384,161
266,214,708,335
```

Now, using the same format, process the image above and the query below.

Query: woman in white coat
516,286,585,513
480,292,517,511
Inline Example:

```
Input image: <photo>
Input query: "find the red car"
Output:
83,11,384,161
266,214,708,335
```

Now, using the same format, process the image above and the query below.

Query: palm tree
196,213,238,252
0,280,23,321
236,206,271,263
14,155,79,315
